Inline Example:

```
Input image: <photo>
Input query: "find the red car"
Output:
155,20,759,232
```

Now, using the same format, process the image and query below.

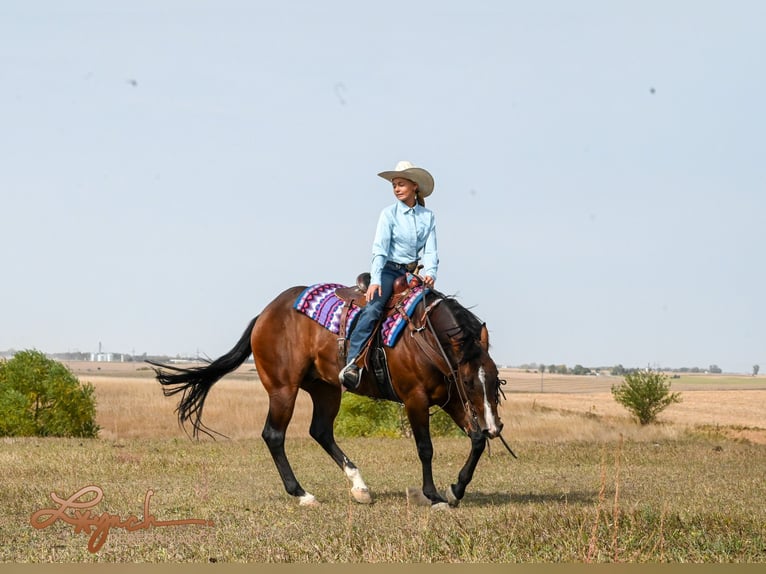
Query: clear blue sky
1,1,764,373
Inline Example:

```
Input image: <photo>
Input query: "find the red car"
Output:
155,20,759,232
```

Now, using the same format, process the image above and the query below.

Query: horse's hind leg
305,381,372,504
261,384,317,506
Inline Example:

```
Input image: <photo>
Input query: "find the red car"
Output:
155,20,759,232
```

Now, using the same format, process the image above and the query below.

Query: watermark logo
30,485,214,553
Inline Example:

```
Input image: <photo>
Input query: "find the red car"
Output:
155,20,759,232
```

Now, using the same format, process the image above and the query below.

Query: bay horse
150,280,510,508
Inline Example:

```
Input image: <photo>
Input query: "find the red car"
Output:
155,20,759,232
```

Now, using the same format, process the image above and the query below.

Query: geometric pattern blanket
293,283,428,347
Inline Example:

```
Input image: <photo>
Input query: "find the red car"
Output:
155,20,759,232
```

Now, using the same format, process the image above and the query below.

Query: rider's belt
386,261,418,273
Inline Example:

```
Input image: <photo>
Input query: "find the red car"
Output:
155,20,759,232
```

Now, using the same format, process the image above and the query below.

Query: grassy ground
1,363,764,563
2,435,764,562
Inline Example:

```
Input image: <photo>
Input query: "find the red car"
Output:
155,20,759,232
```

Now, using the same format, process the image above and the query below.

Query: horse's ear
480,323,489,352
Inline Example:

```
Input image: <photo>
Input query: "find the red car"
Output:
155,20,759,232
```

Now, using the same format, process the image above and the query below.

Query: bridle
396,290,517,457
397,294,482,435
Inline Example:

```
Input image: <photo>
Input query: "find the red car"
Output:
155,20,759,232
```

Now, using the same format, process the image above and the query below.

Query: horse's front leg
445,430,486,507
407,407,447,506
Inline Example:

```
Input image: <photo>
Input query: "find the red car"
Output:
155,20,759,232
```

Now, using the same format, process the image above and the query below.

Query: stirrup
339,362,361,390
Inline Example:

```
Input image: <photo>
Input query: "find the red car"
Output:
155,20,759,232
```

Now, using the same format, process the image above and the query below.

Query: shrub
0,350,99,437
611,369,681,425
335,393,463,438
428,406,465,438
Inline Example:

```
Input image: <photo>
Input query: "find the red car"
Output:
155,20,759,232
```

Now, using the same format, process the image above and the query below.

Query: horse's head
427,294,505,439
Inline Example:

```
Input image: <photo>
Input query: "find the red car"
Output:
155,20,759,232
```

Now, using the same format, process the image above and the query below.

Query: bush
0,350,99,437
335,393,463,438
611,369,682,425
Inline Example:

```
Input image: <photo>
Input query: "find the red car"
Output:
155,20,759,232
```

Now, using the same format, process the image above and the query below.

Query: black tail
148,316,258,439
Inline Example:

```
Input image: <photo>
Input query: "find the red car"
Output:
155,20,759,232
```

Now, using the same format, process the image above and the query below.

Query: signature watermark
30,485,214,553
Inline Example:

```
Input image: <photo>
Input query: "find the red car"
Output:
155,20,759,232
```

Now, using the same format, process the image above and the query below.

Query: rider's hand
423,275,435,288
366,284,382,302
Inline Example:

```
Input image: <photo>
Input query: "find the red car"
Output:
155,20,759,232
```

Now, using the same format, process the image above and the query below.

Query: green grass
2,433,765,563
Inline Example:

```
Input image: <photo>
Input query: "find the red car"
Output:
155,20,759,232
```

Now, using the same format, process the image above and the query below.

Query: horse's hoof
351,487,372,504
431,502,450,511
298,493,319,507
445,485,460,508
406,486,432,507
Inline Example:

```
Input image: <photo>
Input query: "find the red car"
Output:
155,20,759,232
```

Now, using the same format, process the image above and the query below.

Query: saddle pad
293,283,361,335
379,286,427,347
294,283,428,347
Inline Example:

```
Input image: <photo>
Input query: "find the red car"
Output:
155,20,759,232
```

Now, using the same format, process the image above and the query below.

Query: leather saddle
334,272,418,402
333,273,373,308
334,273,417,344
335,272,418,308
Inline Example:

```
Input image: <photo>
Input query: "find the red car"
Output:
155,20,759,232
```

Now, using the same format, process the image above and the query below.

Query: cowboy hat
378,160,434,198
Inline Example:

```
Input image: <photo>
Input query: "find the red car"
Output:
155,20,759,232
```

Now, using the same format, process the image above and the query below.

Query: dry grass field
67,361,766,444
1,361,764,563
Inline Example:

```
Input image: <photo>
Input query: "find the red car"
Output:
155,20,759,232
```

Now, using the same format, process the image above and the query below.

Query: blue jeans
346,264,405,361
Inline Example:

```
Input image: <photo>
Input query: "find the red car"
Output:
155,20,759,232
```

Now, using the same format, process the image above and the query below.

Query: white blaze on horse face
479,366,499,436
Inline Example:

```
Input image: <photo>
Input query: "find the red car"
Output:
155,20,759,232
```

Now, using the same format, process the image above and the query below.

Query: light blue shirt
370,200,439,285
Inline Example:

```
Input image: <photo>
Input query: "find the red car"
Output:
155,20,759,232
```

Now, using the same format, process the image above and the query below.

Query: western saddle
333,272,422,364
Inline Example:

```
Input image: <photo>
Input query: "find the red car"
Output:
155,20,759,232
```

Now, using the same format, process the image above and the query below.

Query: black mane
430,290,485,364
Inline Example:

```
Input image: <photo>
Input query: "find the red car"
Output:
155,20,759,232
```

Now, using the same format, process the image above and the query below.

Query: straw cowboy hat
378,160,435,198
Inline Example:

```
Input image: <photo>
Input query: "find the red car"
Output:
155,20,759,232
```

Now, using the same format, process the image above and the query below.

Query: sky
1,1,764,374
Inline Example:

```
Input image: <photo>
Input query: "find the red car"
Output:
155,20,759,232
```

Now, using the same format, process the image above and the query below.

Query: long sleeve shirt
370,200,439,285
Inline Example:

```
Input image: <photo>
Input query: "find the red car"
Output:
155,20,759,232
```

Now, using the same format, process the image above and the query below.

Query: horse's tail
148,316,258,439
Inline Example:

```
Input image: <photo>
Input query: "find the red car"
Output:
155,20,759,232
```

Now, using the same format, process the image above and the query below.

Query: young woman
339,160,439,389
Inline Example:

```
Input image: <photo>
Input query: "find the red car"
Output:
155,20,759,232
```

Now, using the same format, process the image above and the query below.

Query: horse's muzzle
483,421,503,439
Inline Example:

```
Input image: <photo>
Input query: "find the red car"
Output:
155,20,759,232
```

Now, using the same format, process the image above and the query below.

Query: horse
149,279,511,508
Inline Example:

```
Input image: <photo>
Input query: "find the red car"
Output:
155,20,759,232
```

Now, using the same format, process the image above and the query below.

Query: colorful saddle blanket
293,283,428,347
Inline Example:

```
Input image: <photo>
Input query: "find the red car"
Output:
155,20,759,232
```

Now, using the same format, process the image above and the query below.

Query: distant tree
754,365,760,376
611,369,682,425
572,364,590,376
558,364,569,375
611,364,626,376
708,364,722,374
548,364,558,374
0,350,99,437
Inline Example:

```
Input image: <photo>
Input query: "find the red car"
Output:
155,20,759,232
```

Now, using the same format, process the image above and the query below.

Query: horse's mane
428,290,508,406
429,290,485,364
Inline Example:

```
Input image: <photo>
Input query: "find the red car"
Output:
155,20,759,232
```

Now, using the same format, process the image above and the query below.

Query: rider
339,160,439,390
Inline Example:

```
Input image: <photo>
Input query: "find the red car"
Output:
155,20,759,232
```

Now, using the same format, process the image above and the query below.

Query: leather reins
396,293,481,435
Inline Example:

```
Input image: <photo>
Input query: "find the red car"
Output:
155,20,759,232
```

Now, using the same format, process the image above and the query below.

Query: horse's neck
426,295,462,339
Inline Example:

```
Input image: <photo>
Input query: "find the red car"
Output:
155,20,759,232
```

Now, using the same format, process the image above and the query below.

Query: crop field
1,362,764,563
